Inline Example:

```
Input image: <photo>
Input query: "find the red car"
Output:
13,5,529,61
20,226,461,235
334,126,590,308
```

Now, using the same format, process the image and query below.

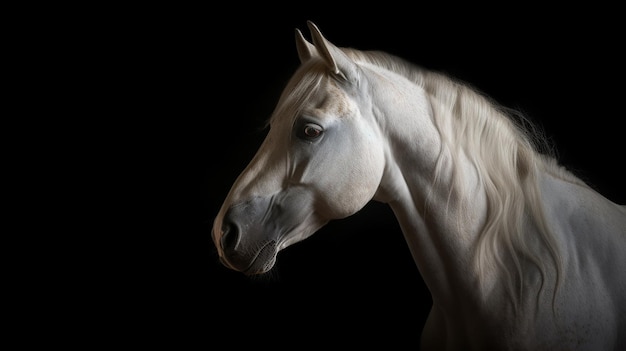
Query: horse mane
341,48,592,310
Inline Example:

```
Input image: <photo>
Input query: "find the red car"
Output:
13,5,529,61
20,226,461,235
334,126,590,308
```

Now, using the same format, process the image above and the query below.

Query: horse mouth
242,240,278,275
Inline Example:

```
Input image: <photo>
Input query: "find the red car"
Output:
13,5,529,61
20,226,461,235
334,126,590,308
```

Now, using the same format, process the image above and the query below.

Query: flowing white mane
352,48,598,308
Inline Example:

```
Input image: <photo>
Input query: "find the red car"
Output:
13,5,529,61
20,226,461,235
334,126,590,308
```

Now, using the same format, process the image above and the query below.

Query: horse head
211,22,386,274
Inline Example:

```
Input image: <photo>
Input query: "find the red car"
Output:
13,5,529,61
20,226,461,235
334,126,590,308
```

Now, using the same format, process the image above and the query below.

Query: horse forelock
268,48,419,131
267,60,326,132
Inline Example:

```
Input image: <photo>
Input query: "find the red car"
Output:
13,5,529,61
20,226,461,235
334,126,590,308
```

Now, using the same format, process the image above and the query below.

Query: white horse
212,21,626,350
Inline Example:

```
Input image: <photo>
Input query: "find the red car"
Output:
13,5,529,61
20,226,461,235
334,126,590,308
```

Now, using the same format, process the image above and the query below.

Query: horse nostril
220,221,240,252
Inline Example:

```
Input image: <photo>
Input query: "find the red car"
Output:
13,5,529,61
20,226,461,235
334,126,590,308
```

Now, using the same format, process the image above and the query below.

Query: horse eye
303,123,323,139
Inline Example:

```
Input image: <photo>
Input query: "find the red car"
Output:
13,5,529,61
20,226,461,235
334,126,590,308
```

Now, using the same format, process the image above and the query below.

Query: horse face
212,72,385,275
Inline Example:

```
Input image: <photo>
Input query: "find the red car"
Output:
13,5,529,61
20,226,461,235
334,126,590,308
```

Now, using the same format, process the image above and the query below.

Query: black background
77,4,625,348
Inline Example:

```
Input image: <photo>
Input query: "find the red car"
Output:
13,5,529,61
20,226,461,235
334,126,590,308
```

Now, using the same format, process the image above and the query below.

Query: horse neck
371,76,489,305
382,149,488,304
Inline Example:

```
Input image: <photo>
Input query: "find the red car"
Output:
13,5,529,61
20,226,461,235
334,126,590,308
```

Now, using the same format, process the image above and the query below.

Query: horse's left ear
306,21,358,84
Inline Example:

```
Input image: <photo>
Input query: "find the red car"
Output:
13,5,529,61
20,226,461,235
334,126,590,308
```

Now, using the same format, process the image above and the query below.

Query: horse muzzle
212,187,325,275
212,195,282,275
213,220,278,275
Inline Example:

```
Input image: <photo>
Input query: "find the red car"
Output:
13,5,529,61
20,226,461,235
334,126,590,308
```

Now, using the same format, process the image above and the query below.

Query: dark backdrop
98,5,625,348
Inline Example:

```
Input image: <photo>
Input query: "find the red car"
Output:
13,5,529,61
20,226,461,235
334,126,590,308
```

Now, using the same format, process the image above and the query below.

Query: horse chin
244,256,277,275
222,240,278,275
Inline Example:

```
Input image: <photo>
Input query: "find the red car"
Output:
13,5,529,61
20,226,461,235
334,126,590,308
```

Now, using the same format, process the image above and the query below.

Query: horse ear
295,28,316,63
306,21,357,83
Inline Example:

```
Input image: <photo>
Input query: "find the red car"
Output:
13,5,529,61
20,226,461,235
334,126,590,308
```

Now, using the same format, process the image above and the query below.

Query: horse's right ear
295,28,316,63
306,21,359,85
